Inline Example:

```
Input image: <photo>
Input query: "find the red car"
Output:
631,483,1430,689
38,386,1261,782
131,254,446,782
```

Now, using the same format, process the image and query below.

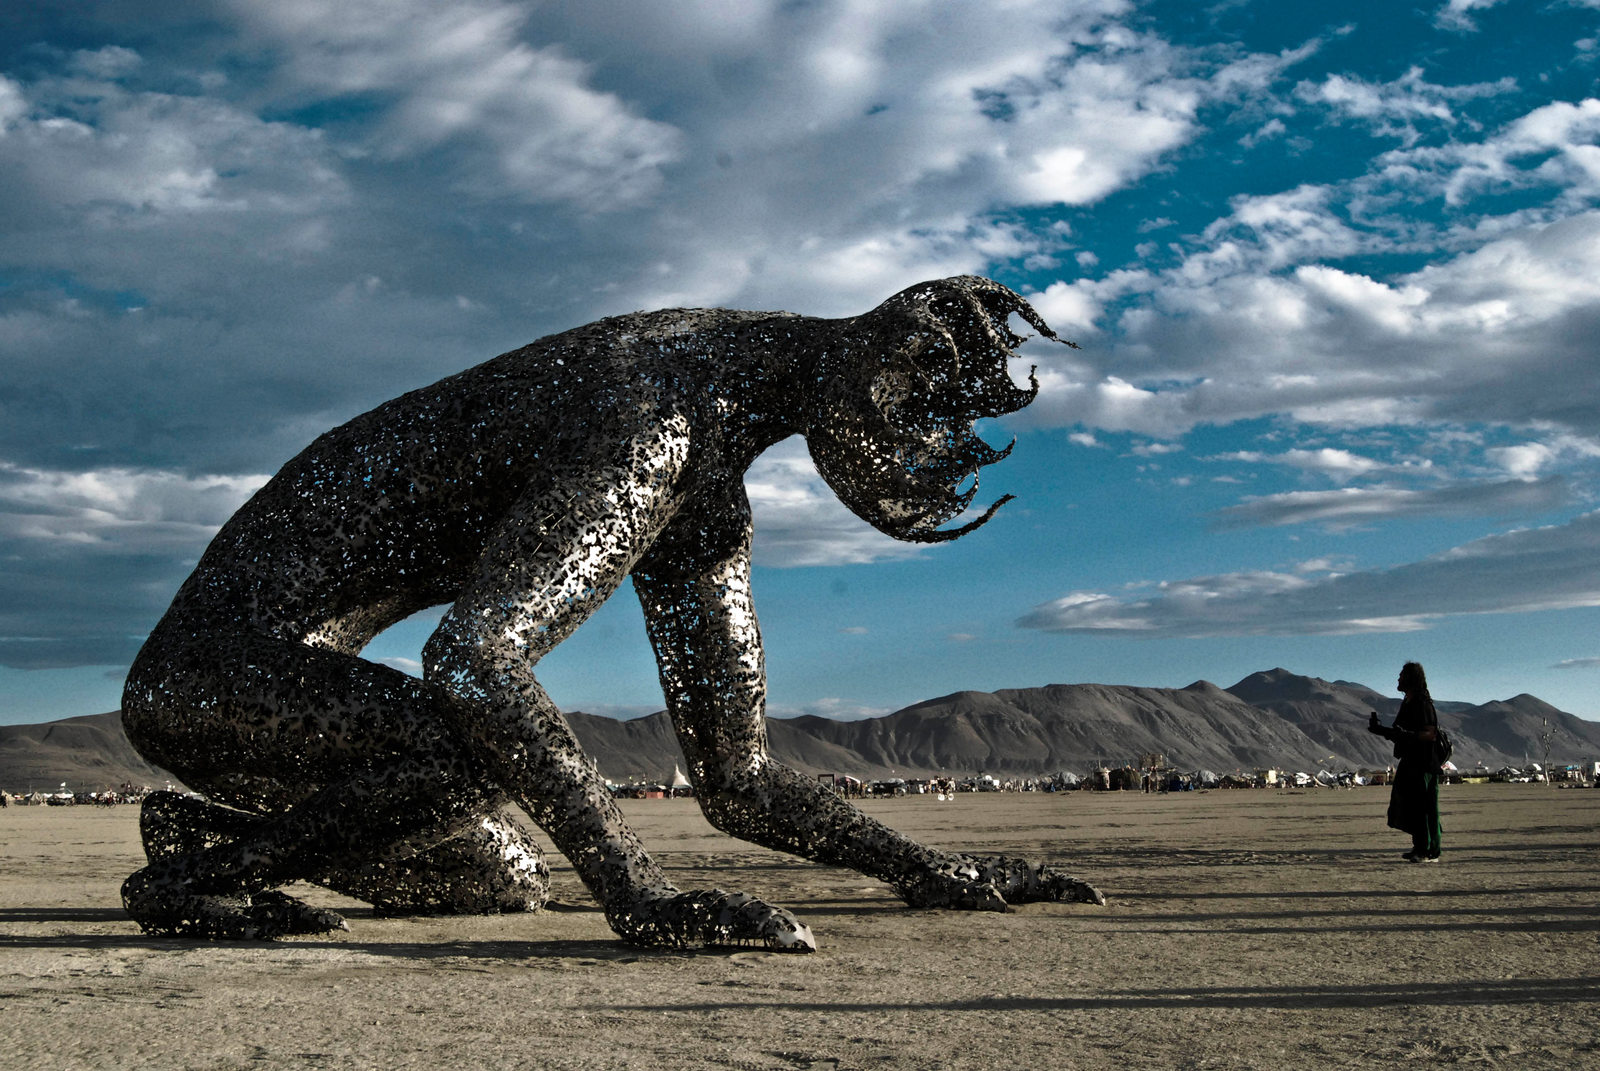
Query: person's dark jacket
1371,695,1438,764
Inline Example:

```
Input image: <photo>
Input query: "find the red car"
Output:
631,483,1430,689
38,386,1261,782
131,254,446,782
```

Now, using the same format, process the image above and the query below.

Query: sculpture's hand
979,855,1107,905
606,886,816,952
895,852,1105,910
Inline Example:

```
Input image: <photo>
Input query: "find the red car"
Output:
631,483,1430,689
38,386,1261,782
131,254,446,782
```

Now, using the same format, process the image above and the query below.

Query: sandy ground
2,784,1597,1070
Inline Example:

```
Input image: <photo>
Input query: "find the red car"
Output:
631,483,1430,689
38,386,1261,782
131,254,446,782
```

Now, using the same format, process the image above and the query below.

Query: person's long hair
1400,661,1436,717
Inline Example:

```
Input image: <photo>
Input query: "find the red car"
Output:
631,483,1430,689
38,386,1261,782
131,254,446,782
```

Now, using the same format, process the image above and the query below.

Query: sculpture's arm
630,472,772,774
634,475,1104,909
632,477,971,884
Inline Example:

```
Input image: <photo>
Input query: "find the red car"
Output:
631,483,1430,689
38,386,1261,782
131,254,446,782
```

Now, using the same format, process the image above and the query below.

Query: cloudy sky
3,0,1599,726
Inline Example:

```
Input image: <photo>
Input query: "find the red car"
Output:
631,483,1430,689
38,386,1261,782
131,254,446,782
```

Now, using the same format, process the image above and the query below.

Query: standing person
1369,661,1443,862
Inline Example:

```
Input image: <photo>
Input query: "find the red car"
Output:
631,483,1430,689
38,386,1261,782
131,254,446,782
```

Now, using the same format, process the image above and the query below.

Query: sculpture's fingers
968,855,1107,906
608,888,816,952
1034,870,1107,906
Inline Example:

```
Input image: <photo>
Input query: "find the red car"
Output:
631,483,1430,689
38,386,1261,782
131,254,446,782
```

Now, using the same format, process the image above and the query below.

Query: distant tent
669,765,691,790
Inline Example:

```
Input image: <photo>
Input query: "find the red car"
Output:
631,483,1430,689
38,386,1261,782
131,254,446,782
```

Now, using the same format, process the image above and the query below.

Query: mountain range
5,668,1599,792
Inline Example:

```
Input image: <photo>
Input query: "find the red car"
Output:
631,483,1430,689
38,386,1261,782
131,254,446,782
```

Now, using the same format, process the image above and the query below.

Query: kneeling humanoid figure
121,275,1104,949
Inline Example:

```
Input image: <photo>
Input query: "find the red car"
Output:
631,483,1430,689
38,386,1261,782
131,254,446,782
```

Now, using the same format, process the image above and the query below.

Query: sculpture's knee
319,811,549,915
119,622,226,773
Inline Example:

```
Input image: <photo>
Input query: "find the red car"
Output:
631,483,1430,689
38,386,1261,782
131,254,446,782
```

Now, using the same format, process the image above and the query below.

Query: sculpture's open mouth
868,419,1024,543
809,275,1067,544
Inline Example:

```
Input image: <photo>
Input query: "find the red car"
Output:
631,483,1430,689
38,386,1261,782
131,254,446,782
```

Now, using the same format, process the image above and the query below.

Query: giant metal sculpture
121,275,1104,950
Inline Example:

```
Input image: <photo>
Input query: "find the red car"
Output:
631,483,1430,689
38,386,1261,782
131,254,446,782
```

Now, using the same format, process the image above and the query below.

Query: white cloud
0,462,270,669
0,75,26,129
1239,117,1286,148
1256,447,1385,480
1486,435,1600,477
1020,510,1600,636
766,695,893,721
377,656,423,677
1390,98,1600,207
229,0,682,209
68,46,143,80
0,70,343,217
1488,442,1556,478
1210,478,1571,530
1062,200,1600,441
0,462,267,547
1295,66,1516,145
1434,0,1509,32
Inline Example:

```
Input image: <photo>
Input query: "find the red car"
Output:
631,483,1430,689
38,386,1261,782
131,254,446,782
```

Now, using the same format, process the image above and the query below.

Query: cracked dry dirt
3,784,1597,1069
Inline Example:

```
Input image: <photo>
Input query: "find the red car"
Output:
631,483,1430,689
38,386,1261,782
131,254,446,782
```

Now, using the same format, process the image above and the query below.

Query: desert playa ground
3,784,1597,1070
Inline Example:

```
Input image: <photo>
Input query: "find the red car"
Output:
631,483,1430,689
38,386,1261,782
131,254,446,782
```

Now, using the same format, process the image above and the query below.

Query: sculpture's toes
611,888,816,952
123,869,348,940
248,890,351,936
1043,870,1107,902
713,891,817,952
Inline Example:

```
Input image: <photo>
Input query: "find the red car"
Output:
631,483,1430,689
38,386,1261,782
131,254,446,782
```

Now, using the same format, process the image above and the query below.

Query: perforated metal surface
120,276,1101,949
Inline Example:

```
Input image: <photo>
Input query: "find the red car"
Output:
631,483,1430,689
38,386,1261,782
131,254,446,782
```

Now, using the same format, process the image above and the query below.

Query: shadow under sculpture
120,275,1104,951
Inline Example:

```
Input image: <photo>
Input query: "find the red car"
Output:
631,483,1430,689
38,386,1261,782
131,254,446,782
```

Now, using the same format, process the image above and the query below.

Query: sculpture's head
804,276,1072,543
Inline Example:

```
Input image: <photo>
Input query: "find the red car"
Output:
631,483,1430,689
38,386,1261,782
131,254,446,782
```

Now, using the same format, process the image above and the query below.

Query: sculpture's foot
608,888,816,952
895,853,1104,910
123,869,348,940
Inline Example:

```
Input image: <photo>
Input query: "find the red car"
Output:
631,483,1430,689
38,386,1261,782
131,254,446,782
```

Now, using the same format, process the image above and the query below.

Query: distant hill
5,669,1599,791
1228,668,1600,772
0,712,185,793
763,680,1338,777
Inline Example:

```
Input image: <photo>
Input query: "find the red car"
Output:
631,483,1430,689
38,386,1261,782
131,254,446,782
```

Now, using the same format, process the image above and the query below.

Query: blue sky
3,0,1600,726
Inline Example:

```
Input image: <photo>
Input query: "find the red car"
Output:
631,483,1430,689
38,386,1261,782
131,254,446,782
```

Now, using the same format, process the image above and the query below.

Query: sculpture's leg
121,633,509,939
432,674,816,951
135,788,548,917
138,790,263,861
121,755,504,938
317,811,550,916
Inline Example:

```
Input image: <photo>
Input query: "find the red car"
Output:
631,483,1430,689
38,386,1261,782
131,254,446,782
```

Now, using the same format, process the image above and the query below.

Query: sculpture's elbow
421,620,533,694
